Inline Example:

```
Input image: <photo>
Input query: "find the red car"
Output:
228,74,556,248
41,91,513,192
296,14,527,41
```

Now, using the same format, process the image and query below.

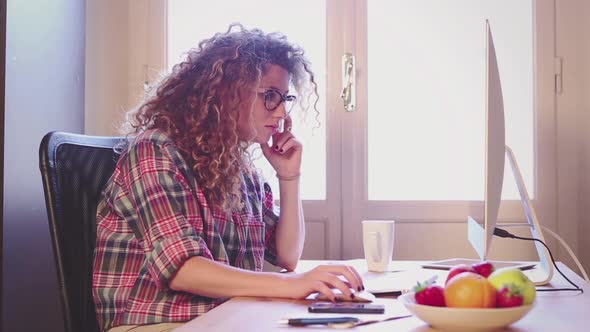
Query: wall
556,0,590,276
584,0,590,277
2,0,85,331
85,0,166,136
573,0,590,275
84,0,166,136
85,0,129,136
0,0,6,326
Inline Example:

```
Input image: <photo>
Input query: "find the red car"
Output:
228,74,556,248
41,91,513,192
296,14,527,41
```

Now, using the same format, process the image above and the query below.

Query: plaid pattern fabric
93,130,280,330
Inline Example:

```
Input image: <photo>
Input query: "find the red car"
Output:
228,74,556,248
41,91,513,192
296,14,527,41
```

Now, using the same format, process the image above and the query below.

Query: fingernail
351,294,355,299
362,285,365,290
274,145,279,150
279,149,284,153
357,286,362,291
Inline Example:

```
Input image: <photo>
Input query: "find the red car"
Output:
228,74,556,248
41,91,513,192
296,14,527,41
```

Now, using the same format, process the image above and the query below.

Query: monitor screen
468,20,505,261
466,21,553,284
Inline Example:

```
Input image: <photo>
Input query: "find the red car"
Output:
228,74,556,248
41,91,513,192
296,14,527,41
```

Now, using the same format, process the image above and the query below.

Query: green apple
488,267,536,305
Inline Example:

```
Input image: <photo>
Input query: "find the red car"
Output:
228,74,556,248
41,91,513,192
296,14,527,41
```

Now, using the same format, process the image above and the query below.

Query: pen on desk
277,317,360,326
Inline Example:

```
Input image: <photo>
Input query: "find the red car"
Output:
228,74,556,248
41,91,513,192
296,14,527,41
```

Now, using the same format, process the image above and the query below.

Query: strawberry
496,284,524,308
472,261,495,278
413,279,446,307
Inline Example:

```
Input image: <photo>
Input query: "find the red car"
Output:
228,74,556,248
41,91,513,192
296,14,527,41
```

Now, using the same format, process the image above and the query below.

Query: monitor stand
467,146,554,286
503,145,554,285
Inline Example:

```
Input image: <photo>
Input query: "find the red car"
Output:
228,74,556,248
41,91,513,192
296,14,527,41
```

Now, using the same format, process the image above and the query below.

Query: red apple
445,264,476,285
472,261,495,278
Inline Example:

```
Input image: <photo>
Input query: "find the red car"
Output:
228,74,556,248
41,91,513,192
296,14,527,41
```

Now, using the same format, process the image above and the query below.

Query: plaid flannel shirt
92,130,280,330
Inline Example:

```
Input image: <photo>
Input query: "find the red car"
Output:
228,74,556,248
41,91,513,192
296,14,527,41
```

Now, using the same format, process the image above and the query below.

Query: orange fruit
444,272,497,308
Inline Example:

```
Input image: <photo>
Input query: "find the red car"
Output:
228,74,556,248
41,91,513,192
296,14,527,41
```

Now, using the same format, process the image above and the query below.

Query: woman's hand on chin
260,116,302,178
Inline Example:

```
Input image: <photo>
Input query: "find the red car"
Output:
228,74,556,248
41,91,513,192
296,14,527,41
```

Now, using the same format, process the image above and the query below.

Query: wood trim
532,0,558,250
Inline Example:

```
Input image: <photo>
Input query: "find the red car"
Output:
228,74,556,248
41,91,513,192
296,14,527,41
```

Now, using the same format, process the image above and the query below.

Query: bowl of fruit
398,262,536,332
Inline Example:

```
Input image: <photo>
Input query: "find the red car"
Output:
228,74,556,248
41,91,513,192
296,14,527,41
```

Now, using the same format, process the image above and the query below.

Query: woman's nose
273,102,288,119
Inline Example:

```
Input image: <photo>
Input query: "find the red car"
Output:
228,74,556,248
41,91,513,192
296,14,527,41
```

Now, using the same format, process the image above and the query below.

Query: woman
93,24,364,332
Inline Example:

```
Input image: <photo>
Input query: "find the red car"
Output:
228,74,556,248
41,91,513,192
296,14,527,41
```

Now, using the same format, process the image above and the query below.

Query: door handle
340,53,356,112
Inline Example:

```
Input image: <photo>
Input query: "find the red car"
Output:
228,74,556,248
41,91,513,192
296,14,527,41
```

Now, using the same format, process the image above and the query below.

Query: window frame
340,0,557,258
138,0,556,260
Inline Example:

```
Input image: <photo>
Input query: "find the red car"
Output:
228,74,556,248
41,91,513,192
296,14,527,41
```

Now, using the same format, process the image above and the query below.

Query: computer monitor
467,19,505,262
466,20,554,285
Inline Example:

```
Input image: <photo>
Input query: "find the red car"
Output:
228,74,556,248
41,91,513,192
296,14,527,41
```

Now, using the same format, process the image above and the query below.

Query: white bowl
398,292,534,332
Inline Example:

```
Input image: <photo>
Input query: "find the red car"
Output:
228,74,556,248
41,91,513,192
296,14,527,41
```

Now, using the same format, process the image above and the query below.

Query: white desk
174,260,590,332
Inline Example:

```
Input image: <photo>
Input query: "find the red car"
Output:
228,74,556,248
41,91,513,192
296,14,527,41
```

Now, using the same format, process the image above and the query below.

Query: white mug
362,220,395,272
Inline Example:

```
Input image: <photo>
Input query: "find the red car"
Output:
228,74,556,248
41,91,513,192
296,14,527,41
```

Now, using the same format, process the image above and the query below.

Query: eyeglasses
256,88,297,113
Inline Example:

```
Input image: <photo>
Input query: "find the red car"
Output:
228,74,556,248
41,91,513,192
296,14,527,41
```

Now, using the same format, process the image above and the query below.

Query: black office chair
39,131,124,332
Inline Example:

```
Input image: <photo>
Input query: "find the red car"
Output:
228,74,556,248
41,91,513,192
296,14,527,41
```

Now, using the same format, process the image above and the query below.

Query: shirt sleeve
120,140,213,290
260,181,280,266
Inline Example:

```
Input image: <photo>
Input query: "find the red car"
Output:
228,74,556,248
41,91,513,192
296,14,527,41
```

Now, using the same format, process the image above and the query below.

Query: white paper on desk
361,270,431,293
343,259,438,294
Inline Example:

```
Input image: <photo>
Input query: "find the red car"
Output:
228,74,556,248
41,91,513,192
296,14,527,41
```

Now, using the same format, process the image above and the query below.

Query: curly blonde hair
124,24,319,212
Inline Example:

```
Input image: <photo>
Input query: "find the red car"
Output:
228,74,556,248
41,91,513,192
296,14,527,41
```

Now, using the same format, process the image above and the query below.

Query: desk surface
174,260,590,332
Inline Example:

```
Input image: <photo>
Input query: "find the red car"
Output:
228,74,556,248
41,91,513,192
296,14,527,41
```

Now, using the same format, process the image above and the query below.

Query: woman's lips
266,126,279,134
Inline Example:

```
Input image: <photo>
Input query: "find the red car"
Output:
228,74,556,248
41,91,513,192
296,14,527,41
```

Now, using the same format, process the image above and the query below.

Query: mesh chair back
39,131,123,332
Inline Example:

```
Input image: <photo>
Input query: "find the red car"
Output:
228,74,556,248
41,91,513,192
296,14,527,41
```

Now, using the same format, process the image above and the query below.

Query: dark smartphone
308,302,385,314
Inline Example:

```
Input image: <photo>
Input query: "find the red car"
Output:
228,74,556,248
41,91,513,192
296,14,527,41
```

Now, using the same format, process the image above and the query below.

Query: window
367,0,534,200
167,0,327,200
140,0,555,260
